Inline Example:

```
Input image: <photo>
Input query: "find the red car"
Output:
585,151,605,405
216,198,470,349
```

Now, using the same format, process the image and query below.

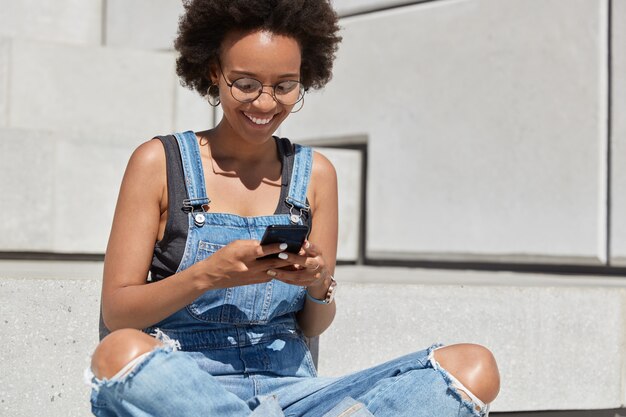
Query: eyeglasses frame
217,62,306,106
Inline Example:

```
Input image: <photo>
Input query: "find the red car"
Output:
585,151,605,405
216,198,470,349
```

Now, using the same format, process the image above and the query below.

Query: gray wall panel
53,136,135,253
9,39,177,139
105,0,184,50
283,0,609,264
174,83,215,133
0,129,56,251
315,148,362,261
611,0,626,266
0,38,9,128
0,0,102,45
332,0,430,16
0,128,139,254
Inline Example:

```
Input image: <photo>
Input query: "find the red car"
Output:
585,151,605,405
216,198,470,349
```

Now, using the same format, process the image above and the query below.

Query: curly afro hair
174,0,342,100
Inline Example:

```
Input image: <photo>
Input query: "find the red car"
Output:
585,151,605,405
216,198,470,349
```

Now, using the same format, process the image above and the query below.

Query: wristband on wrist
305,276,337,304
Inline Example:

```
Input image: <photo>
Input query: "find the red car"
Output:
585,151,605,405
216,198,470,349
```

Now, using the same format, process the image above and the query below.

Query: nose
252,88,278,110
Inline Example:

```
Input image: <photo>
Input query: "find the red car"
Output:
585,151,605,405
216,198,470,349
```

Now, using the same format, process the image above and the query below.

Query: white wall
4,0,620,266
283,0,618,266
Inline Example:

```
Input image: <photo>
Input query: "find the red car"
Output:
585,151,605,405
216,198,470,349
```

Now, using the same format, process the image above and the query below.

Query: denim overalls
87,131,489,417
144,130,318,383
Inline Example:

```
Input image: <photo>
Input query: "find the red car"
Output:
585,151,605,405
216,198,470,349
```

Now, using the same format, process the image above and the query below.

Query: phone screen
258,225,309,258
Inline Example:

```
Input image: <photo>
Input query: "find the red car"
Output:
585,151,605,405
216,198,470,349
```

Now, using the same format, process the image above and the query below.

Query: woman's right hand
193,240,292,290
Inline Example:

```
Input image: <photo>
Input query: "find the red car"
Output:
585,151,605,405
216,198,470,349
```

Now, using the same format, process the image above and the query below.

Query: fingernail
267,270,277,277
279,243,288,250
278,253,288,260
305,241,311,249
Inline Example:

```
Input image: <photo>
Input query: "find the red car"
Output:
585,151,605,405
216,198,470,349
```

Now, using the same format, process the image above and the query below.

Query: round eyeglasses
219,66,305,106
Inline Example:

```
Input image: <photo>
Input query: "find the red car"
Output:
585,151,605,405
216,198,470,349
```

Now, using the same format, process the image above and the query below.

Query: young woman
86,1,500,416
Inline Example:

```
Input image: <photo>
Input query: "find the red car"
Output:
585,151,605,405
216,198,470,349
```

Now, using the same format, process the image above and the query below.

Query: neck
204,119,277,163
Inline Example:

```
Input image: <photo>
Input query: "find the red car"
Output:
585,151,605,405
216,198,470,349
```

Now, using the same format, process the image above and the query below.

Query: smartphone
258,224,309,259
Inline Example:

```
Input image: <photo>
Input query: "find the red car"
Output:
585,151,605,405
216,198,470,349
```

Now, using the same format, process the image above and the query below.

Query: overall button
194,213,206,227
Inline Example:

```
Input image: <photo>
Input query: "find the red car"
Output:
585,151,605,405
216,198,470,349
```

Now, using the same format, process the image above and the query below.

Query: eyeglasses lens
231,78,303,105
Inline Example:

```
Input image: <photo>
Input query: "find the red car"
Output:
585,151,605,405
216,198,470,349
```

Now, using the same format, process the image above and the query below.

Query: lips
243,112,275,126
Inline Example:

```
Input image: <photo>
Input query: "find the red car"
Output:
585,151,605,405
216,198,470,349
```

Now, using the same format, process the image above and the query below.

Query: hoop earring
207,84,221,107
290,96,305,113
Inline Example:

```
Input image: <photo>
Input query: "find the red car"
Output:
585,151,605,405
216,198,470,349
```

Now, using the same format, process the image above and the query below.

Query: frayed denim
86,335,487,417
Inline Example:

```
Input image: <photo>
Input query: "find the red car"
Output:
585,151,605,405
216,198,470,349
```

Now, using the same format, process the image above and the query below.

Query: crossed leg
91,328,161,380
89,329,286,417
90,331,500,415
433,343,501,410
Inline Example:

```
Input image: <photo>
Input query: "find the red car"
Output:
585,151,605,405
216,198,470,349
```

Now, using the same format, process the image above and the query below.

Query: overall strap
276,137,293,187
173,131,210,215
285,143,313,223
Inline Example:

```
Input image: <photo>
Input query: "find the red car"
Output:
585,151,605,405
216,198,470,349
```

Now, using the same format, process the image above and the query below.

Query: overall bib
145,130,318,389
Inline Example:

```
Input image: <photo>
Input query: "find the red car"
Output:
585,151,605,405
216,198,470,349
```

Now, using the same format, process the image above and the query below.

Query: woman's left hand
266,240,330,289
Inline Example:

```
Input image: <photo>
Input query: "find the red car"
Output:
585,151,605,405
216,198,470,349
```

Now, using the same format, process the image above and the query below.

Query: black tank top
149,134,312,282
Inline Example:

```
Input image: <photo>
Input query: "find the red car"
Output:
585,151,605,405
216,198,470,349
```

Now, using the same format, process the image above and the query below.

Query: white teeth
244,113,272,125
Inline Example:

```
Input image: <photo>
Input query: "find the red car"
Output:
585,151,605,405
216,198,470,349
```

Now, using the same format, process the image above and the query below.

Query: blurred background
1,0,625,416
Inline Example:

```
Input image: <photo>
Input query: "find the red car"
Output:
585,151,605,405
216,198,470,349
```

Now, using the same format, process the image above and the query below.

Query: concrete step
1,261,625,415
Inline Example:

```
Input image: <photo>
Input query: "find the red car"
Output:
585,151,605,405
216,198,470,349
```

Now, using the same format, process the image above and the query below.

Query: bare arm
266,151,339,337
101,139,290,331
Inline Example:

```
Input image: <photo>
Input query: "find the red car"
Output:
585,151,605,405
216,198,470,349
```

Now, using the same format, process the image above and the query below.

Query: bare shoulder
309,150,338,211
117,138,167,208
311,150,337,185
126,138,166,175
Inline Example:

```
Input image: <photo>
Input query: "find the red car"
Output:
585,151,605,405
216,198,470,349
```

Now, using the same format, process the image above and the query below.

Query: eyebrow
229,69,300,79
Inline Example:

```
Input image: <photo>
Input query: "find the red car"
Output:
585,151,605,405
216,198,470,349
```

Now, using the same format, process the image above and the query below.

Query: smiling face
211,30,302,146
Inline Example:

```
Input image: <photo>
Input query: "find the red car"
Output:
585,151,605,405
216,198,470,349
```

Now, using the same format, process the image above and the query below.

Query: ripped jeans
85,335,488,417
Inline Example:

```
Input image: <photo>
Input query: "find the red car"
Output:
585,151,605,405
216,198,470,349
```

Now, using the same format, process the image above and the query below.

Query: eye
233,78,261,93
275,81,300,95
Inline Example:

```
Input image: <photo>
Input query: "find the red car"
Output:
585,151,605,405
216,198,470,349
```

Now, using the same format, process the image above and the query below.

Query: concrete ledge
0,276,100,417
322,266,626,412
1,262,625,415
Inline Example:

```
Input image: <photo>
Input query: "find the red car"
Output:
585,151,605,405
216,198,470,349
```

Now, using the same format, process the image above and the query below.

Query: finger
270,252,324,271
265,251,306,266
304,256,324,272
276,251,323,273
268,268,320,286
255,256,293,271
255,242,289,259
289,252,323,272
301,240,320,257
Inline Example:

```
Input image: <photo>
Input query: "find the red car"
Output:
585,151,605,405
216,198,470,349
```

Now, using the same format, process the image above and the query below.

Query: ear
208,62,220,85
